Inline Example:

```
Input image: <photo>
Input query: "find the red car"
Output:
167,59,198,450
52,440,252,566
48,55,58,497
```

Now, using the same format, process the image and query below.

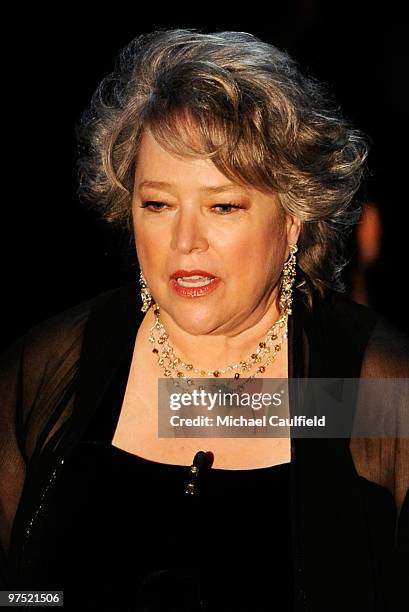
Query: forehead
135,129,255,201
134,129,284,219
135,129,238,188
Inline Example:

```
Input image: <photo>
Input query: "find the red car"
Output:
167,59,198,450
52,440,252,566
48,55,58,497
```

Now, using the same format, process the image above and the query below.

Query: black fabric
1,281,408,611
25,351,293,610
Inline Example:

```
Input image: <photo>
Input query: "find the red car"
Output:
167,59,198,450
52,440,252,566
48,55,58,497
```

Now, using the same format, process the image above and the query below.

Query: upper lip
170,269,216,279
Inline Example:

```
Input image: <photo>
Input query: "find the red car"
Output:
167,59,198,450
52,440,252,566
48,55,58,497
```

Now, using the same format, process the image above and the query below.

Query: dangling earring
279,244,298,316
139,270,153,313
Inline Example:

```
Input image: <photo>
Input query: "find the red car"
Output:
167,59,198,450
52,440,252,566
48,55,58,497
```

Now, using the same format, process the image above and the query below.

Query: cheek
219,232,262,282
134,223,164,261
232,228,285,291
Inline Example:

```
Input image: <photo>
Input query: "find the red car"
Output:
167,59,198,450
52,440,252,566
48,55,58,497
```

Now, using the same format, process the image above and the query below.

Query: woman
1,28,408,611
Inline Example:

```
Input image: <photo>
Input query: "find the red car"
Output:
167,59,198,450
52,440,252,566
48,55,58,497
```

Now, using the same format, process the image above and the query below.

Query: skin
131,128,301,372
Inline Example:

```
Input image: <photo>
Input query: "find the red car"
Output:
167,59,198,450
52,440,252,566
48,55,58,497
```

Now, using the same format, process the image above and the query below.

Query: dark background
3,2,407,350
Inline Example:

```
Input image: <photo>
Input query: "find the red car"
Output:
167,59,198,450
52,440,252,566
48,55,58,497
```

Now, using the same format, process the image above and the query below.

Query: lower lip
170,277,221,298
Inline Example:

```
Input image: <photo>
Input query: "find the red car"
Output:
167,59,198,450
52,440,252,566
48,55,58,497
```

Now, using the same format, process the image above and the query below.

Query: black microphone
184,451,214,496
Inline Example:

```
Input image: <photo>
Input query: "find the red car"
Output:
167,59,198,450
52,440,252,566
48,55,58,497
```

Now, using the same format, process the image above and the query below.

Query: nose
170,208,209,254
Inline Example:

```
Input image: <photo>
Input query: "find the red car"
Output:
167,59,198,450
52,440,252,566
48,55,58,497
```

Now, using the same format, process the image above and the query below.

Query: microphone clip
184,450,213,496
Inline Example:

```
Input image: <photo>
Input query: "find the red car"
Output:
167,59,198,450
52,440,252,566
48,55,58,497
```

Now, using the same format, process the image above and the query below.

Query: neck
147,291,285,371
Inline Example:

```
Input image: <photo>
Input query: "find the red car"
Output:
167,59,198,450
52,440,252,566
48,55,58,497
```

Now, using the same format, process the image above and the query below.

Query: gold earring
279,244,298,315
139,270,153,313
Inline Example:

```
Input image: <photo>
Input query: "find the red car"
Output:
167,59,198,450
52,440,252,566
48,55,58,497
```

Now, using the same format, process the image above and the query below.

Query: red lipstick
169,269,221,298
170,269,216,279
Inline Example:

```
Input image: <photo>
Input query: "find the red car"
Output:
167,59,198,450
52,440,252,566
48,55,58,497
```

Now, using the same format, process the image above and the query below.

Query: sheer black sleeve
0,296,95,574
350,315,409,518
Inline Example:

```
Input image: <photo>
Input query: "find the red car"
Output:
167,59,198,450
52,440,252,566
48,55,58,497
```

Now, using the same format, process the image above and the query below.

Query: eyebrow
137,180,245,193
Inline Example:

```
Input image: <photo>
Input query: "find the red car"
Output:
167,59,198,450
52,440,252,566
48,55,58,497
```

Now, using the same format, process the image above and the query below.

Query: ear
285,214,302,247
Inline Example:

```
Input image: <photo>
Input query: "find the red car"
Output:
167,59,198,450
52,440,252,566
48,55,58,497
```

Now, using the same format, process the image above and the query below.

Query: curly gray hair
77,28,369,308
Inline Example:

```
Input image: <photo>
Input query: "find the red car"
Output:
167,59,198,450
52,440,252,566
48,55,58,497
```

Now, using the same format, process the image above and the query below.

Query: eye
139,201,168,212
211,203,243,214
139,201,244,214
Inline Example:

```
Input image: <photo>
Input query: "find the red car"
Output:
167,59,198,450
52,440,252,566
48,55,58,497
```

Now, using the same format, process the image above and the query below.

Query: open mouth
170,276,221,297
175,275,215,287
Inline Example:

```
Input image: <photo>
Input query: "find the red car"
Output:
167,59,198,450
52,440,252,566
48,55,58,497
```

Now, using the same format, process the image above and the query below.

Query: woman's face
132,129,300,336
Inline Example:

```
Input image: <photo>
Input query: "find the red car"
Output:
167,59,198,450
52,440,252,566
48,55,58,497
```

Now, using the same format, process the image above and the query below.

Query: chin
165,302,222,335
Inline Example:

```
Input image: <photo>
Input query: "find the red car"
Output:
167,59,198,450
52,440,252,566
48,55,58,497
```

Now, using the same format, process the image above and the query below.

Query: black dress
1,281,408,610
25,351,294,611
